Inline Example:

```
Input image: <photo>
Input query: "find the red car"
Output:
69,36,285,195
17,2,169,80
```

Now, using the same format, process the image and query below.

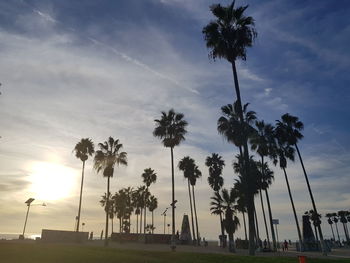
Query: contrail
26,2,199,94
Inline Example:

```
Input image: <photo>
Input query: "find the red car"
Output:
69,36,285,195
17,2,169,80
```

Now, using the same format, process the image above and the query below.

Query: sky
0,0,349,242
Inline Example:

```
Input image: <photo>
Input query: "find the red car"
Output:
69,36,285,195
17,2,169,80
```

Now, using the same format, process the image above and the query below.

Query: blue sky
0,0,349,242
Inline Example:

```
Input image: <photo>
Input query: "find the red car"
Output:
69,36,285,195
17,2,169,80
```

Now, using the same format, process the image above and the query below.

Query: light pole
21,198,46,239
161,207,169,235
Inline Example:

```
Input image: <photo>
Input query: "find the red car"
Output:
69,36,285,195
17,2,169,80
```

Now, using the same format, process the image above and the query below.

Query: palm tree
203,2,257,253
250,121,277,251
272,129,303,250
178,156,197,244
94,137,127,246
276,113,326,255
153,109,188,250
221,188,240,252
205,153,225,247
148,195,158,234
100,192,114,233
73,138,94,232
132,187,143,234
210,191,225,244
332,213,341,245
256,161,276,250
338,211,350,243
189,164,202,246
141,168,157,234
326,213,336,241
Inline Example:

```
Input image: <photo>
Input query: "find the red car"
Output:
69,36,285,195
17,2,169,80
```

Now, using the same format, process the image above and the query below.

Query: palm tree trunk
136,213,139,234
76,160,85,232
254,205,260,248
282,167,302,250
314,224,318,242
242,211,247,241
228,232,235,253
144,187,148,235
170,147,176,250
111,217,114,234
335,222,341,245
104,176,110,247
188,180,196,243
294,143,326,255
219,212,226,248
231,60,255,255
259,156,270,247
152,211,154,234
343,223,350,243
140,208,143,234
265,188,277,251
192,185,200,246
330,223,335,241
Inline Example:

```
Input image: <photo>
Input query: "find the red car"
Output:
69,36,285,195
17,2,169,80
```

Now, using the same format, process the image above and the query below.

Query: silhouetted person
89,232,93,240
284,240,288,251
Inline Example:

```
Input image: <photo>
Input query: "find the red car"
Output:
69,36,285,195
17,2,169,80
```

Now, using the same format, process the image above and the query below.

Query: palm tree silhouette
94,137,127,246
100,192,114,233
203,2,257,253
250,121,277,250
132,187,143,234
205,153,225,247
141,168,157,234
277,113,326,254
338,211,350,243
73,138,94,232
221,188,240,252
210,191,225,244
272,129,303,250
178,156,197,244
148,195,158,234
153,109,188,250
331,213,341,245
326,213,336,241
189,164,202,246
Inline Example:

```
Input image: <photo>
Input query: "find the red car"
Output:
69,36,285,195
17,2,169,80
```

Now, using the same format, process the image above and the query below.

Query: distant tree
148,195,158,234
141,168,157,234
189,164,202,246
94,137,127,246
338,211,350,243
205,153,225,247
73,138,94,232
153,109,187,250
178,156,197,244
325,213,336,241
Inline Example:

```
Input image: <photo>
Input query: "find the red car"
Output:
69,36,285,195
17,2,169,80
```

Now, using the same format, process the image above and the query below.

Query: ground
1,241,350,263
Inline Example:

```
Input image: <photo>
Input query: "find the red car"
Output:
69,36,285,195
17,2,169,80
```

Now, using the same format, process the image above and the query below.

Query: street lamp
161,207,170,234
20,198,46,239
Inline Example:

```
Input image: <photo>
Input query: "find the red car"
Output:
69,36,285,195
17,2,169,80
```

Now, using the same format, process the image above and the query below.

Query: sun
29,162,77,201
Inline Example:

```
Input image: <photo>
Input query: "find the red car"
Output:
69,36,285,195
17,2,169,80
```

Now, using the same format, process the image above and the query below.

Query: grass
0,242,348,263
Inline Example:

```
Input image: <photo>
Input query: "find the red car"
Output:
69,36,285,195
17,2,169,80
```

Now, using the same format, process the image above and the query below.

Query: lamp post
21,198,46,239
161,207,170,235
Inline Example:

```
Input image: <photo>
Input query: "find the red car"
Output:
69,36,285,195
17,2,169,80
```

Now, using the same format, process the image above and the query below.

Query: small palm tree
203,2,257,252
153,109,188,250
189,164,202,246
221,188,240,252
94,137,127,246
325,213,336,241
142,168,157,234
331,213,341,245
73,138,94,232
338,211,350,243
148,195,158,234
178,156,197,244
276,113,327,254
205,153,225,247
100,193,114,233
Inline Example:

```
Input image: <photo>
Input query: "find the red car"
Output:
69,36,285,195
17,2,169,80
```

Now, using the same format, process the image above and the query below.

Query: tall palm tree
221,188,240,252
73,138,94,232
203,2,257,253
210,191,225,245
272,130,303,250
94,137,127,246
153,109,188,250
205,153,225,247
250,121,277,251
338,211,350,243
332,213,341,245
189,164,202,246
148,195,158,234
326,213,336,241
178,156,197,244
132,187,143,234
276,113,326,255
142,168,157,234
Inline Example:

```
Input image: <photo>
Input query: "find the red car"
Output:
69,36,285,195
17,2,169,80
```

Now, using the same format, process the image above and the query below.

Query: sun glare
29,162,77,201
